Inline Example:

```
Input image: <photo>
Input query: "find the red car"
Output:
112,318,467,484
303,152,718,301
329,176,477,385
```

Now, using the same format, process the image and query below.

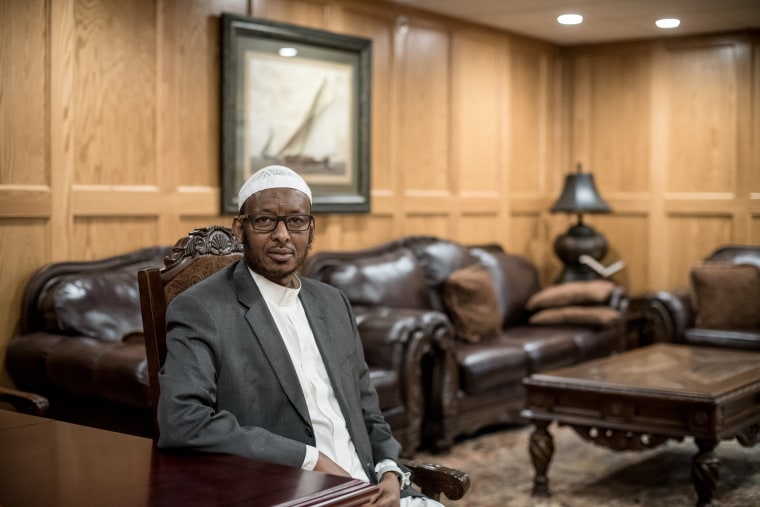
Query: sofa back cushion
690,262,760,330
471,246,541,328
39,268,146,342
306,247,432,309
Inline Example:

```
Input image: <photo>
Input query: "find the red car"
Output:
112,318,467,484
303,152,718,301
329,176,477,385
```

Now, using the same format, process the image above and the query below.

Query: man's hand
362,472,401,507
314,452,351,477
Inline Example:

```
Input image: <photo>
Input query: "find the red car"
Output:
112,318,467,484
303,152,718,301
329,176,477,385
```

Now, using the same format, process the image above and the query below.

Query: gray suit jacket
157,260,401,483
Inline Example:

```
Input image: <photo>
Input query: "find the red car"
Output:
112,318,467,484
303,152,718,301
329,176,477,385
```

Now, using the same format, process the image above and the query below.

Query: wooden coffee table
521,343,760,507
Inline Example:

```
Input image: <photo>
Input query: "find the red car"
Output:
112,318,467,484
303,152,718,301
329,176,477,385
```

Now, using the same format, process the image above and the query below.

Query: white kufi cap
238,165,312,209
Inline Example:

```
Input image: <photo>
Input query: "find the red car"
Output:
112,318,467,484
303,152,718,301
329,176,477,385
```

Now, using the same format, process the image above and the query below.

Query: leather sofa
4,233,434,456
304,236,628,452
627,245,760,350
5,246,171,436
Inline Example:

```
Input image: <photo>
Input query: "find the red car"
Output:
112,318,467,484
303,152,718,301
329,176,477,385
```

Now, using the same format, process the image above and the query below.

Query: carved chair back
138,225,243,436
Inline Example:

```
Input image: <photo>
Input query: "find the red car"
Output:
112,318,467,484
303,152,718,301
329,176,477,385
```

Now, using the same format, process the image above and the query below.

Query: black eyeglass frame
237,214,314,232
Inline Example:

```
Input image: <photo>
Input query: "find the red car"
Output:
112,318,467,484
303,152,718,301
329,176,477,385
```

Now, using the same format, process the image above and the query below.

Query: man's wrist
374,460,411,488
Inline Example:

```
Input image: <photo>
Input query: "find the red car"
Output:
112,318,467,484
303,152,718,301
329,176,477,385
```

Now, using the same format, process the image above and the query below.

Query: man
157,165,442,507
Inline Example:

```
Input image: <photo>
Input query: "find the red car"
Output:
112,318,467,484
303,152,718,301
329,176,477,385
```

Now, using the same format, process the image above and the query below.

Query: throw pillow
443,264,503,343
529,305,620,327
526,280,615,311
690,262,760,330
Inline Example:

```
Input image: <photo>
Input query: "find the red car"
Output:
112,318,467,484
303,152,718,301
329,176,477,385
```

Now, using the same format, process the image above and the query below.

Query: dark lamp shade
550,173,611,214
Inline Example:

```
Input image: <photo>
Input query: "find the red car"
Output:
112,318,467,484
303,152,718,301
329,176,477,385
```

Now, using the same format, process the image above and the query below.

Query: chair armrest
0,386,50,416
399,458,470,501
628,289,694,346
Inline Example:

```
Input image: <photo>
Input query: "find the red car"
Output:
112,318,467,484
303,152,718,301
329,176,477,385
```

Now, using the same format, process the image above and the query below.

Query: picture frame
221,14,372,214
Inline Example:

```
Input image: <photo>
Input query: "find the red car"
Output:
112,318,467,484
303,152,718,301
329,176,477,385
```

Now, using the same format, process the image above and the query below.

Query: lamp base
553,223,608,284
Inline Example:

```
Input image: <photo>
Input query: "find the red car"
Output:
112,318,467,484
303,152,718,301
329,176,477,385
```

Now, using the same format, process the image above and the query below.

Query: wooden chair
138,225,469,501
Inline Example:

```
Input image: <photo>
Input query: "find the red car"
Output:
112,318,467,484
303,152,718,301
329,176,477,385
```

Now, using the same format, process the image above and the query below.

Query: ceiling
384,0,760,45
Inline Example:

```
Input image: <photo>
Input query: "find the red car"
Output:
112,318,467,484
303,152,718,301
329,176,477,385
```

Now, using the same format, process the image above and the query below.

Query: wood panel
0,0,47,187
72,0,157,185
665,43,738,194
588,46,651,193
450,28,503,195
0,221,48,385
509,39,553,195
396,17,450,193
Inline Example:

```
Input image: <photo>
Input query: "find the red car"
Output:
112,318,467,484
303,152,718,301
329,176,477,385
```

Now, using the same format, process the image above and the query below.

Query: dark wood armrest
0,386,49,416
399,458,470,501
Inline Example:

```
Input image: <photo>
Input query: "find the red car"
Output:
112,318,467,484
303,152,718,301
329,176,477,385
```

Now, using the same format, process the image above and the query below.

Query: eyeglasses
238,214,313,232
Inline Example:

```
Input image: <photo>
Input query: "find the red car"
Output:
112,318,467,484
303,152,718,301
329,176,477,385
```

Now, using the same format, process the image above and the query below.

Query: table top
525,343,760,401
0,410,377,507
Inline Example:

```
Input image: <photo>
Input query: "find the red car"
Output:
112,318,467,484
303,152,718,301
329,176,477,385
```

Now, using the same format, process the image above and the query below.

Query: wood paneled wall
1,0,758,385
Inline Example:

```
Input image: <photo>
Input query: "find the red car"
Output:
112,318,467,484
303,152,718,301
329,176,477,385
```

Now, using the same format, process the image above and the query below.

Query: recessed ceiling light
278,47,298,57
557,14,583,25
655,18,680,29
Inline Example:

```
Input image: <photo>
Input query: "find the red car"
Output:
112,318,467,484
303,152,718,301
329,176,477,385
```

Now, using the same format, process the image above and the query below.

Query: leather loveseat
5,246,170,436
304,236,628,452
628,244,760,350
4,232,434,456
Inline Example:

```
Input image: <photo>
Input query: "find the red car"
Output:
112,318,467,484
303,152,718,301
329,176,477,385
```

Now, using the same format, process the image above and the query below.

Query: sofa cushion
309,248,431,309
690,263,760,330
529,305,620,327
443,265,503,343
39,269,144,342
526,280,616,311
456,339,528,394
501,327,579,373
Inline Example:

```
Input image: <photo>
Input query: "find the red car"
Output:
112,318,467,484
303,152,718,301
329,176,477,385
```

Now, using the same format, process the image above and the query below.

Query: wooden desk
522,344,760,507
0,410,377,507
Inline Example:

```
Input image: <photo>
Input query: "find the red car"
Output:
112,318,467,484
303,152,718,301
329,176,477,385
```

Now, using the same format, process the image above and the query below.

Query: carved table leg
529,420,554,497
692,438,719,507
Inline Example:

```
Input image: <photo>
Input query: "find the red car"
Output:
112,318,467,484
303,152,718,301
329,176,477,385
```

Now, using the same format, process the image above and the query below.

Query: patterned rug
414,423,760,507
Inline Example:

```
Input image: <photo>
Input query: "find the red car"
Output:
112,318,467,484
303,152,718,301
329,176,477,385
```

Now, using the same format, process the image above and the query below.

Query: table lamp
550,163,612,283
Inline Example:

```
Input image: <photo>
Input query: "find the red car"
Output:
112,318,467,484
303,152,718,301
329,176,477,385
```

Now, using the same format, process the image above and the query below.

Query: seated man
157,165,442,507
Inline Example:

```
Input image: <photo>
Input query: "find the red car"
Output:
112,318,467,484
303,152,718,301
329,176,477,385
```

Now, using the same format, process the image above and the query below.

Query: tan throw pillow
529,306,620,327
690,263,760,330
526,280,615,311
443,264,503,343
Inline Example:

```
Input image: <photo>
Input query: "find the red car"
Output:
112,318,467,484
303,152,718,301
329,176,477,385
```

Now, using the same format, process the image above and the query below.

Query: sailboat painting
221,14,371,213
244,51,354,185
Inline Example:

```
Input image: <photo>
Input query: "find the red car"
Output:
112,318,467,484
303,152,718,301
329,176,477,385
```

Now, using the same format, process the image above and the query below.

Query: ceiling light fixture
655,18,680,29
557,14,583,25
278,47,298,57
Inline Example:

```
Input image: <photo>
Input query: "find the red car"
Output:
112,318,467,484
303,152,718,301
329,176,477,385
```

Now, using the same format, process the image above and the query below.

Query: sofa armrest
0,386,50,416
628,289,694,346
399,458,470,501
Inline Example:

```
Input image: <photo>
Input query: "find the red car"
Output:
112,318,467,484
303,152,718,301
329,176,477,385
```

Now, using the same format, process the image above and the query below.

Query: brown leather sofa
628,245,760,350
4,232,434,456
5,246,171,436
304,236,628,452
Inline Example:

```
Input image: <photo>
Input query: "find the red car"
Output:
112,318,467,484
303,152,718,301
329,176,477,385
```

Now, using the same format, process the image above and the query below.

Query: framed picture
221,14,372,214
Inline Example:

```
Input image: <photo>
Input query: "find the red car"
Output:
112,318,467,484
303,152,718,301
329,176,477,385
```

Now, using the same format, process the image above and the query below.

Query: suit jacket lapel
232,262,311,425
299,283,352,418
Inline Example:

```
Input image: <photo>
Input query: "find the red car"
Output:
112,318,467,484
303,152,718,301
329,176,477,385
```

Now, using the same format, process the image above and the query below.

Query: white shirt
249,269,370,482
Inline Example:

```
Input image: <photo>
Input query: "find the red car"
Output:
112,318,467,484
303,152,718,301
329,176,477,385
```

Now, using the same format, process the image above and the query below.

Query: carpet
413,423,760,507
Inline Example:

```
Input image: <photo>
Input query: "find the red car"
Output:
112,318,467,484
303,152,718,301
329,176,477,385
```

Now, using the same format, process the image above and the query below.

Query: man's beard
241,231,313,281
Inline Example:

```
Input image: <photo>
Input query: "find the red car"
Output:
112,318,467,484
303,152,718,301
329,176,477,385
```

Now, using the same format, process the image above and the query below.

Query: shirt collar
247,267,301,306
